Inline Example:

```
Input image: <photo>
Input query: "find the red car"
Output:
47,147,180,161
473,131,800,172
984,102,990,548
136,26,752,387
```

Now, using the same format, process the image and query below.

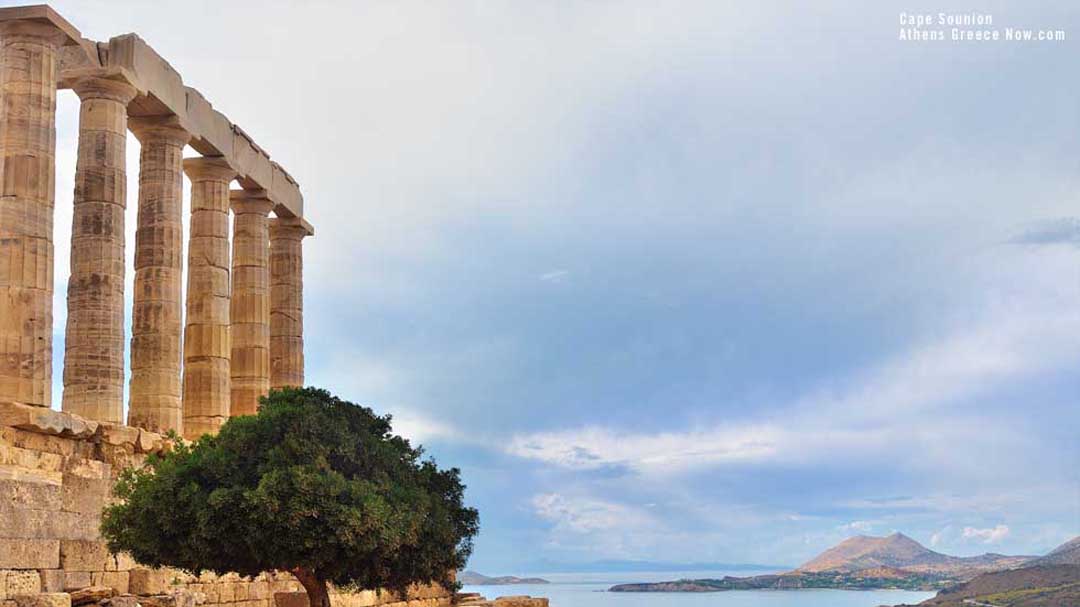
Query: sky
22,0,1080,572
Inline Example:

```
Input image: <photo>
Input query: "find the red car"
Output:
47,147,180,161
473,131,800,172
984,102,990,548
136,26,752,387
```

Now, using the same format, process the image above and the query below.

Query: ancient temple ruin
0,8,551,607
0,5,446,607
0,5,313,441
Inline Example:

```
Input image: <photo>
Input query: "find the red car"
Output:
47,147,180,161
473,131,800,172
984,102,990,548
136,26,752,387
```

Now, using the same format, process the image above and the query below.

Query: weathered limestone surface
182,158,235,439
0,405,160,588
10,592,71,607
0,13,77,407
268,219,311,389
67,586,112,604
0,401,98,438
61,73,137,424
127,117,189,434
229,192,273,417
1,569,44,595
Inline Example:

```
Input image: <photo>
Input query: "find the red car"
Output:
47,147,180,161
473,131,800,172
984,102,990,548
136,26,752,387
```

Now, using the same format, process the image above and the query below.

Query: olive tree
102,387,479,607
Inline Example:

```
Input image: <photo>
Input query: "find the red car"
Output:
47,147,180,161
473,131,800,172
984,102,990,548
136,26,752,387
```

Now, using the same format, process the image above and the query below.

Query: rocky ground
453,593,547,607
888,564,1080,607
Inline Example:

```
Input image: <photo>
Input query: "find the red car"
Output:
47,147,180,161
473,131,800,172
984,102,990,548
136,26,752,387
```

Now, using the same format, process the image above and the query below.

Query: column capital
184,156,237,183
129,115,190,147
0,6,82,48
69,70,138,104
230,189,275,216
270,216,315,240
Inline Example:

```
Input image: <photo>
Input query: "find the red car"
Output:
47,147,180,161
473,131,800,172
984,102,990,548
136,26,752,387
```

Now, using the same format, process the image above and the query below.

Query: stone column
181,157,235,439
229,190,273,416
269,217,312,389
0,16,76,406
61,74,137,423
128,116,189,433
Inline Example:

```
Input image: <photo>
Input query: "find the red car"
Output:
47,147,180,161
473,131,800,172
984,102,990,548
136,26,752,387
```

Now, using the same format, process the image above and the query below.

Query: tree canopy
101,387,479,607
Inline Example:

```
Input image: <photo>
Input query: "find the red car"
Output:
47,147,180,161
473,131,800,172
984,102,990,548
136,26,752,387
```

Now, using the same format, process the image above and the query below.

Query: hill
610,532,1035,593
799,532,948,572
458,571,550,585
1030,536,1080,566
891,564,1080,607
797,532,1030,577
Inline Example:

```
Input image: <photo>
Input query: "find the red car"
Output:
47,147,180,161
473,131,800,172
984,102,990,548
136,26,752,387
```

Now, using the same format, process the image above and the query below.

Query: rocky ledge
453,593,547,607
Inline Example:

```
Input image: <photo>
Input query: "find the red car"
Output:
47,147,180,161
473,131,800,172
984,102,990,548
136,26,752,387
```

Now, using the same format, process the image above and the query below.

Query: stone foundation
0,403,453,607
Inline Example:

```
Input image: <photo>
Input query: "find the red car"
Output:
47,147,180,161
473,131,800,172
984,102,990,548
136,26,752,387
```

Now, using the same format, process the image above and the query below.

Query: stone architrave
61,73,137,423
127,116,189,433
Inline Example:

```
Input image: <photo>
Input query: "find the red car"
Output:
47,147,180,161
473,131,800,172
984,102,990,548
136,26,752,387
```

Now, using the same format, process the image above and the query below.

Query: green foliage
979,582,1080,606
102,387,479,596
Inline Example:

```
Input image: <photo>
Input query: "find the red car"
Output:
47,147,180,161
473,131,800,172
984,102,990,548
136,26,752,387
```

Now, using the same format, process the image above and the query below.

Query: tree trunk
291,567,331,607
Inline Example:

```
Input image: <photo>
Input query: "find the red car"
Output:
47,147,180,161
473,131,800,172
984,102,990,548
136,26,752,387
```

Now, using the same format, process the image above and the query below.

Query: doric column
61,73,137,423
128,116,189,433
229,190,273,416
0,13,77,406
181,157,235,439
269,217,312,389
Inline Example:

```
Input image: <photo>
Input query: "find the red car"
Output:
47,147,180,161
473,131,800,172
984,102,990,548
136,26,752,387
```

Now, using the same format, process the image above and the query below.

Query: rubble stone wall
0,403,452,607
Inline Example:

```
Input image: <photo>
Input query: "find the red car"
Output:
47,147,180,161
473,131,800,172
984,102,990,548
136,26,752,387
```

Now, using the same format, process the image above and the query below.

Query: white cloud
841,520,875,534
387,409,459,445
508,425,779,473
930,530,945,547
841,485,1074,520
506,253,1080,477
529,492,675,558
304,349,466,444
532,493,654,534
963,525,1011,544
539,270,570,283
527,492,779,561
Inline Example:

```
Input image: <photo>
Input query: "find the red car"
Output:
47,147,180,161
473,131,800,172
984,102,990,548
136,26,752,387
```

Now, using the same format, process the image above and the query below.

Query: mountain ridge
797,532,1031,577
609,531,1040,593
1030,535,1080,566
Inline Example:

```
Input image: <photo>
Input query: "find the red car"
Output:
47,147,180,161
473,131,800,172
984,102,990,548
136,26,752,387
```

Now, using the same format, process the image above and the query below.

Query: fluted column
128,116,189,433
269,217,312,389
229,190,273,416
182,157,235,439
61,74,137,423
0,18,73,406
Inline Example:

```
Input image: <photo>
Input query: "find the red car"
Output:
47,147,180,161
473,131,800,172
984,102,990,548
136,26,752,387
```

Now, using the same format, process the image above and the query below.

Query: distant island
519,559,787,573
459,571,550,585
609,532,1070,593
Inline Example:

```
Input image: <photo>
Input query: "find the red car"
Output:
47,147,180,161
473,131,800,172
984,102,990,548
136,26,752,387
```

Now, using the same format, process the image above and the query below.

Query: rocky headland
610,532,1056,593
457,572,550,586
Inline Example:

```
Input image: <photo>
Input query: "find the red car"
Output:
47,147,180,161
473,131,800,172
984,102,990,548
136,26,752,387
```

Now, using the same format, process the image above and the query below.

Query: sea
462,570,936,607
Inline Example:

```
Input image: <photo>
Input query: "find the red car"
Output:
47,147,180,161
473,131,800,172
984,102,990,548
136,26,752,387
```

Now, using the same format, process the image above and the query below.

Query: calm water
463,571,935,607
